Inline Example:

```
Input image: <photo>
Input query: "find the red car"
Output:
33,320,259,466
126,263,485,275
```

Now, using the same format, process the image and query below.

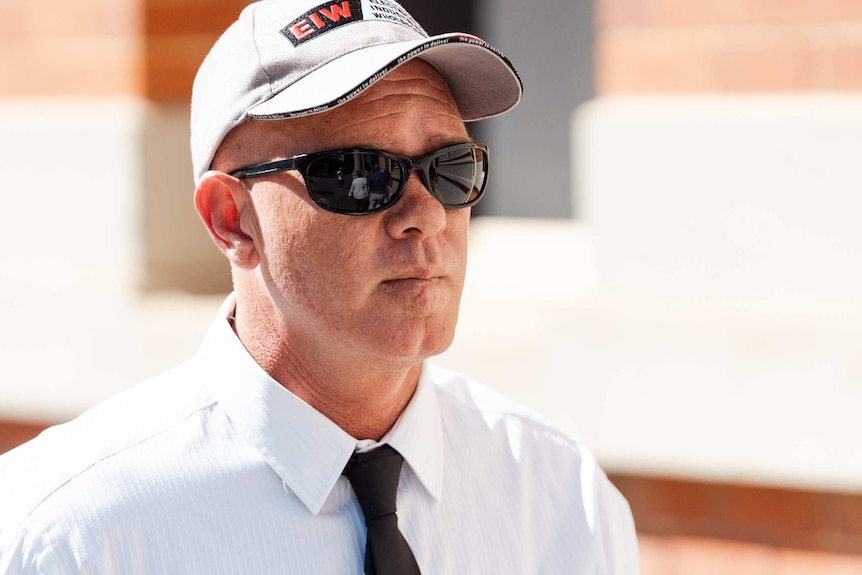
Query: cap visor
248,33,522,122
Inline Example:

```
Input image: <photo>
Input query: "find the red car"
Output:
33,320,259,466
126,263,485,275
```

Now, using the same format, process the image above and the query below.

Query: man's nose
382,172,447,239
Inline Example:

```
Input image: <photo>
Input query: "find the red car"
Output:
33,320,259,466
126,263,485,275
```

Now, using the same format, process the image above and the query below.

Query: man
367,164,389,209
0,0,639,573
348,169,368,212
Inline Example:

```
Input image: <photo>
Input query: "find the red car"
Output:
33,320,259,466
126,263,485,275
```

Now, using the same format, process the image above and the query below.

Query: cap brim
247,33,522,122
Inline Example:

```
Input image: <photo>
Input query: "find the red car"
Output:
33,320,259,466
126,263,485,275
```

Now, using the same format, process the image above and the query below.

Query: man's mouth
381,274,444,291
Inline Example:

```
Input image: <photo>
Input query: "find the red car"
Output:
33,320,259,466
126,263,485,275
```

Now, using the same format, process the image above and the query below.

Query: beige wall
0,0,249,293
141,105,232,293
569,1,862,490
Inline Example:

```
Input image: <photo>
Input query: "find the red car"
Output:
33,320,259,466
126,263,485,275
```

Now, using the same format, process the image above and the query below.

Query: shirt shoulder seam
433,380,584,448
15,397,218,527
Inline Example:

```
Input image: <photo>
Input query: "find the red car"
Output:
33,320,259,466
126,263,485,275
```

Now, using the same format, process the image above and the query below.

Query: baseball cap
190,0,523,185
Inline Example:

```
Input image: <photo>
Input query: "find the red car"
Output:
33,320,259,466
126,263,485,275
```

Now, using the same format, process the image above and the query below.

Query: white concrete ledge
438,214,862,492
576,94,862,309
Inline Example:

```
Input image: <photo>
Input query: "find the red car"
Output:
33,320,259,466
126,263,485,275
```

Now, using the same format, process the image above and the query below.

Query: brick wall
143,0,250,101
0,0,141,96
0,0,248,100
610,473,862,556
596,0,862,93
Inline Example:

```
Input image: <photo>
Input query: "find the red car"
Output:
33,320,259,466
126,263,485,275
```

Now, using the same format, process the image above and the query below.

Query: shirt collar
382,367,444,501
197,295,445,514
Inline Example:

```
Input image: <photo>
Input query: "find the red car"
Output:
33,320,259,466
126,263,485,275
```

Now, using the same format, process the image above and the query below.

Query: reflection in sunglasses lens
306,146,486,214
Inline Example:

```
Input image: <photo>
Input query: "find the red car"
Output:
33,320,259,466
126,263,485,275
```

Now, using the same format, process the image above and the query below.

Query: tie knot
343,444,404,523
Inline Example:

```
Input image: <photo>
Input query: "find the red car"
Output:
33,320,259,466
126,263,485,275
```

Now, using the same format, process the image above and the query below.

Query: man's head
190,0,521,376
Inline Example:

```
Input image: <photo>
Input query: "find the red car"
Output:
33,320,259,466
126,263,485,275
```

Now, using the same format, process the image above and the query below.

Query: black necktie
343,445,421,575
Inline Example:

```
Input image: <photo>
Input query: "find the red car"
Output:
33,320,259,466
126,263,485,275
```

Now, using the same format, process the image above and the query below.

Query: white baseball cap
190,0,523,185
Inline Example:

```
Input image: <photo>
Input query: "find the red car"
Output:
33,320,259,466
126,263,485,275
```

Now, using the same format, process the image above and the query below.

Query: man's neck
232,308,422,441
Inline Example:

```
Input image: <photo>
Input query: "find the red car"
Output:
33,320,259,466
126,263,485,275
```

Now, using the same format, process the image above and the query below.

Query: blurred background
2,0,862,572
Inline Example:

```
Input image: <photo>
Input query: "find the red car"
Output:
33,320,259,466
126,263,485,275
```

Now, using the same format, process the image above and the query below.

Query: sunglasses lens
306,152,404,214
302,144,488,214
429,145,488,208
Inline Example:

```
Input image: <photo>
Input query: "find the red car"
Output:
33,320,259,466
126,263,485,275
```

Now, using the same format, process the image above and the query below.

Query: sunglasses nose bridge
408,164,429,188
404,155,437,198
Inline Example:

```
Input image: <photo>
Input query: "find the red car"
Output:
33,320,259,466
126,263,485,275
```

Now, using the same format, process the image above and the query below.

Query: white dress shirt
0,295,639,574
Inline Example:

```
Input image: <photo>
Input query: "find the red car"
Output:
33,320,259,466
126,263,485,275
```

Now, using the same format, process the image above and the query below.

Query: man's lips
383,267,445,283
385,274,442,282
381,273,445,290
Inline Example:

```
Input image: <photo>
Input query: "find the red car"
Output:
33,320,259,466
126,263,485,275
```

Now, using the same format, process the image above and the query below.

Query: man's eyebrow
426,134,474,148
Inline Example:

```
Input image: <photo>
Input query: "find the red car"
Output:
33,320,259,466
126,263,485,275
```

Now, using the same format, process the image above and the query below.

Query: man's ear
194,171,260,270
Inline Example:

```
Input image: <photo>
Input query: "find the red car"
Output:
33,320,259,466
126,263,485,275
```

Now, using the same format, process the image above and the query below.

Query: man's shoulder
0,359,216,530
424,363,639,573
425,363,587,458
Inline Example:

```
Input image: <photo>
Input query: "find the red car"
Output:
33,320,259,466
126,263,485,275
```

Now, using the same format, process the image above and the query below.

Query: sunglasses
229,142,489,215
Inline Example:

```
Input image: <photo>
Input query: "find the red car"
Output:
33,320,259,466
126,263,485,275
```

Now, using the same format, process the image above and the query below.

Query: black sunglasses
229,142,489,215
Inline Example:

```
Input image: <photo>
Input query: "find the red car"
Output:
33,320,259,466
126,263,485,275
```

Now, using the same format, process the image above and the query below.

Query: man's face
221,60,472,368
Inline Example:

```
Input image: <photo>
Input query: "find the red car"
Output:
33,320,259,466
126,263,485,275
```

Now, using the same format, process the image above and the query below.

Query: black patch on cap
281,0,364,46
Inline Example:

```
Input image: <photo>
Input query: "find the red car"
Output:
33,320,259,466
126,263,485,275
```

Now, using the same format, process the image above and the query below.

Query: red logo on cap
282,0,363,46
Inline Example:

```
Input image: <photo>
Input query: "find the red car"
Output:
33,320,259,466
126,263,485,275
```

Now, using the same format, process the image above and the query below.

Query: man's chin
365,320,457,365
